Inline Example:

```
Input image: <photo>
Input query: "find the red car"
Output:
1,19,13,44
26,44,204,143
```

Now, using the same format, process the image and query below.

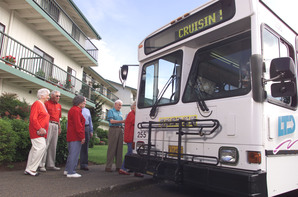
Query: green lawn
88,145,127,164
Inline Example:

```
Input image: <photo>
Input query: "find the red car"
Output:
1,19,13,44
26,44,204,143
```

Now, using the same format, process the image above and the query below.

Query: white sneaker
39,167,46,172
64,171,67,176
67,173,81,178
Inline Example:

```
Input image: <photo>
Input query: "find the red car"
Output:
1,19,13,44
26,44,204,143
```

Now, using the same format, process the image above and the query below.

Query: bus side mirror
270,57,295,81
269,57,296,97
271,82,296,97
119,65,129,88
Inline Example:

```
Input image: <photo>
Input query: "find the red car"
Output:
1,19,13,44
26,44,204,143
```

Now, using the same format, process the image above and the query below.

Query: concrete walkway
0,165,153,197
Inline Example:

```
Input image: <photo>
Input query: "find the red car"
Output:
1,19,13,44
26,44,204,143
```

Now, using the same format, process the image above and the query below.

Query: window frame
33,46,54,77
0,23,5,55
138,50,183,109
261,25,297,109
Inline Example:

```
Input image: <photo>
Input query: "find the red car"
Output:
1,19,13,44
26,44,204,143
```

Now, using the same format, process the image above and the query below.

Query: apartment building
83,68,120,130
0,0,118,128
107,80,137,119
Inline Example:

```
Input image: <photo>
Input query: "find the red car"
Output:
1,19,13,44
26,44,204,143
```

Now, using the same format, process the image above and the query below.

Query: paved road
0,165,152,197
2,165,298,197
104,180,231,197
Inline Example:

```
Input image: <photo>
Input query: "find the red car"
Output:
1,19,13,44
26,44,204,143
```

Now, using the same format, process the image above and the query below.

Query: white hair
37,88,50,99
50,90,60,96
131,101,136,109
115,99,123,105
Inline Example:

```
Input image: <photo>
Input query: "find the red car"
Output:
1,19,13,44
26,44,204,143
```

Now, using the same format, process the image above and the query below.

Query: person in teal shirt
105,100,125,172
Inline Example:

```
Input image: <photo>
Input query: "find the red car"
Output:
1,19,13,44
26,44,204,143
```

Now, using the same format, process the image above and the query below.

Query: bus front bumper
125,154,267,197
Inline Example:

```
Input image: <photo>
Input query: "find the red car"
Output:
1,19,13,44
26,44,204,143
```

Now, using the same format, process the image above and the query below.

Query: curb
71,178,155,197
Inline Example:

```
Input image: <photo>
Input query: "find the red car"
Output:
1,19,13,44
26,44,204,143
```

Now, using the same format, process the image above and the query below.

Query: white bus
120,0,298,196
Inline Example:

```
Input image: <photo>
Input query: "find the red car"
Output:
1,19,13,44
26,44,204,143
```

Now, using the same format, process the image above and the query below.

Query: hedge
0,117,68,165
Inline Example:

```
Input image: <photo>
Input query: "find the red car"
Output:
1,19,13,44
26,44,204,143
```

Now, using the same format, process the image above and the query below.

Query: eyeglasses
56,95,61,98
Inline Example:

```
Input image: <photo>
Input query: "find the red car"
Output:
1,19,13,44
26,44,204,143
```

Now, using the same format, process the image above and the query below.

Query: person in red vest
119,101,143,177
39,90,61,172
24,88,50,176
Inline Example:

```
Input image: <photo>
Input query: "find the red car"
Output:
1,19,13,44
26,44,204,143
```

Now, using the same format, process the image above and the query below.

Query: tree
88,95,104,147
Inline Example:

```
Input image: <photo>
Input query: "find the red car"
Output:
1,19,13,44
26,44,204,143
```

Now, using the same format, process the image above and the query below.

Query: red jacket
67,106,85,142
29,101,50,139
124,110,135,143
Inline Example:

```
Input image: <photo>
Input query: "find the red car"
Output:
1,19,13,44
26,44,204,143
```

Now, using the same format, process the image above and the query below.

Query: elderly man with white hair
105,99,125,172
39,90,62,172
24,88,50,176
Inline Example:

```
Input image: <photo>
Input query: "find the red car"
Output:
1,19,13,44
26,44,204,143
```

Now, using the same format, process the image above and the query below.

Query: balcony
0,32,118,106
83,74,119,104
4,0,99,67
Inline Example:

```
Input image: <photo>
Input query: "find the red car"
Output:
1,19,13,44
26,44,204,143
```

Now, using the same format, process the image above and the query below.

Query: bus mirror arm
251,54,267,103
119,64,139,88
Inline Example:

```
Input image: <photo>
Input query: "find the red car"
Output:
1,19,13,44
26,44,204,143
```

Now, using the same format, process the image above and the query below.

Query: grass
88,145,128,164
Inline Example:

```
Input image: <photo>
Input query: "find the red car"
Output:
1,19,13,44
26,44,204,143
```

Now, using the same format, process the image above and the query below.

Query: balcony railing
0,31,118,103
83,73,119,102
33,0,98,61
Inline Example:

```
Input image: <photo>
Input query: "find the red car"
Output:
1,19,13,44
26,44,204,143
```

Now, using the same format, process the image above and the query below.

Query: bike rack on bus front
136,119,220,182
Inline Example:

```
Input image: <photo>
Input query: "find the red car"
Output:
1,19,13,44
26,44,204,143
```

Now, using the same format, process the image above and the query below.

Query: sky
72,0,298,89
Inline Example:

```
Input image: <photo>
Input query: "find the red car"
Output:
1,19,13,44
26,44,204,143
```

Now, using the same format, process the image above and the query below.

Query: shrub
97,128,108,139
89,134,95,148
96,128,108,145
9,119,30,162
94,137,100,145
101,138,108,145
0,119,17,163
0,92,30,120
56,117,68,164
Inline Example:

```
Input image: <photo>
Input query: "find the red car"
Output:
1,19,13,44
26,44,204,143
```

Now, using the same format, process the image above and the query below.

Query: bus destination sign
177,8,223,39
144,0,235,54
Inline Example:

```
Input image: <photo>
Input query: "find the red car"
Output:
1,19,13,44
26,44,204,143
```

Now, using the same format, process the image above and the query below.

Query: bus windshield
183,33,251,102
138,50,182,108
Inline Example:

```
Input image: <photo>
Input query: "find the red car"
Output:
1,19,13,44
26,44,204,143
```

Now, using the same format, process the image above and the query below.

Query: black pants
80,126,90,168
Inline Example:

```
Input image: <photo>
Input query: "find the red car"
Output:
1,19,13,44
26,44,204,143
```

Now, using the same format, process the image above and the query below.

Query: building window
71,24,80,41
41,0,60,22
67,66,76,87
34,46,54,77
262,27,295,106
0,23,5,55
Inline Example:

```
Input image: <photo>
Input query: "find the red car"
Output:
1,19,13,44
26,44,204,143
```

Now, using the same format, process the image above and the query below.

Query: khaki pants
106,127,123,169
40,123,59,168
26,137,46,172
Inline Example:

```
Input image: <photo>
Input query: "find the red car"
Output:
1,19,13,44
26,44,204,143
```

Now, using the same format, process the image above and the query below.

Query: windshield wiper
149,74,177,118
194,78,212,117
195,89,209,112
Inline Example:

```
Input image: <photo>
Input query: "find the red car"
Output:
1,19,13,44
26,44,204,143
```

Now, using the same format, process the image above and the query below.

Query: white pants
26,137,46,172
40,123,59,168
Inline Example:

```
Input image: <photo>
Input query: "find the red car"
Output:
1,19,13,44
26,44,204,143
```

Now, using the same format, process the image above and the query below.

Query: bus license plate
168,145,183,158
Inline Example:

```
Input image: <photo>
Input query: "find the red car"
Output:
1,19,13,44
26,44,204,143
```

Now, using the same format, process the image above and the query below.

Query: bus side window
262,26,296,107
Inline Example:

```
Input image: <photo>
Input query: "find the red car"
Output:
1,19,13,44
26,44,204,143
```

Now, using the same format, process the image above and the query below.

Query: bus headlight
219,147,238,165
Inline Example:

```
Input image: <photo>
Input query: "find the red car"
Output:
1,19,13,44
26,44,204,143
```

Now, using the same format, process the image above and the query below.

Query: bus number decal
137,131,147,138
